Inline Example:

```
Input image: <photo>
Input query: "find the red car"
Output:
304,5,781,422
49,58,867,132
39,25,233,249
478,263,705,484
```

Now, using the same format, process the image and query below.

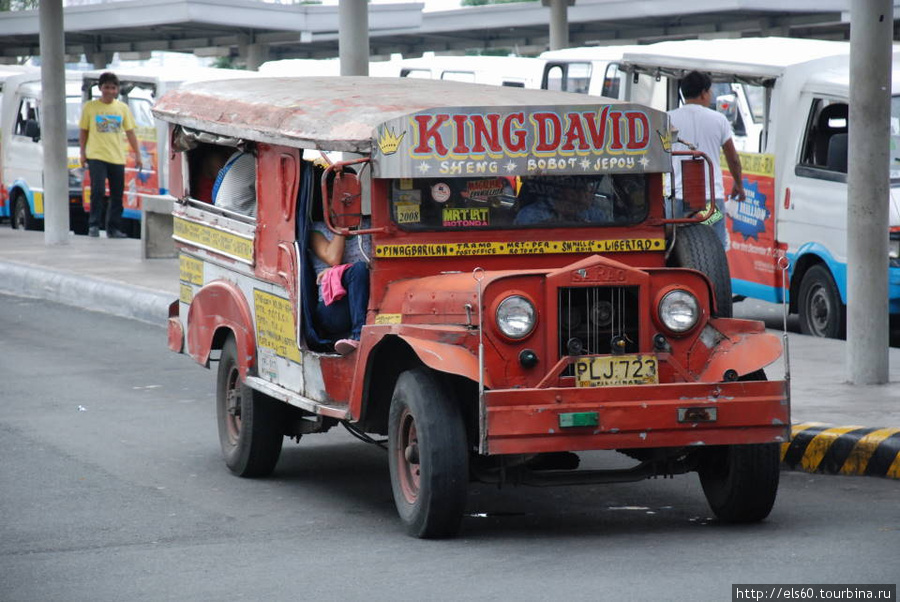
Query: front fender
186,280,256,378
696,318,784,382
398,333,491,389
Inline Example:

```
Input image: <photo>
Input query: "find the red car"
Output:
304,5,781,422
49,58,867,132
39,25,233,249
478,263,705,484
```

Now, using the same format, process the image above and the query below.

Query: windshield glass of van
891,96,900,178
389,174,648,231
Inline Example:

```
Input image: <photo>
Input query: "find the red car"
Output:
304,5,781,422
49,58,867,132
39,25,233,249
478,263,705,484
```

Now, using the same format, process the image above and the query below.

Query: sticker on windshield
396,202,421,224
442,207,490,228
431,182,451,203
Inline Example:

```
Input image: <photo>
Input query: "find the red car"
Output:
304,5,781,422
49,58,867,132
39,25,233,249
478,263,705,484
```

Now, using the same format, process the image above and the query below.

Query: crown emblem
658,128,674,153
378,127,406,155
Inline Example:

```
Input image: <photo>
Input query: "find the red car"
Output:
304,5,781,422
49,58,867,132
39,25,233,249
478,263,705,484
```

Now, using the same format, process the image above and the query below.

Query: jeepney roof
151,76,634,153
620,37,852,85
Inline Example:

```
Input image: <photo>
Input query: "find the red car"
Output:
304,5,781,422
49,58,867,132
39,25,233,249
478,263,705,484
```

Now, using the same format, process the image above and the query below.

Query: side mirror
715,94,737,124
24,119,40,142
680,157,708,213
329,169,362,229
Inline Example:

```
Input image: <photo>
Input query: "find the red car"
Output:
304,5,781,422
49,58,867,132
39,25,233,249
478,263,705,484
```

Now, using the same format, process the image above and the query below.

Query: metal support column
339,0,368,76
546,0,570,51
847,0,892,384
39,0,69,245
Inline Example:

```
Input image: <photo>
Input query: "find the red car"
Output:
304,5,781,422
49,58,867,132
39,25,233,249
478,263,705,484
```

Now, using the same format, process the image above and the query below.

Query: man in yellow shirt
79,71,142,238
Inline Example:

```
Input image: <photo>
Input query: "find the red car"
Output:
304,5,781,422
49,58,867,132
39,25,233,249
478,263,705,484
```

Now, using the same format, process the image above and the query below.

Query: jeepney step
245,376,349,420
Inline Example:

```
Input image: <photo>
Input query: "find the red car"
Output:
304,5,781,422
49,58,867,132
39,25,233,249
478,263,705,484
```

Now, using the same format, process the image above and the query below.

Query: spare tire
668,224,733,318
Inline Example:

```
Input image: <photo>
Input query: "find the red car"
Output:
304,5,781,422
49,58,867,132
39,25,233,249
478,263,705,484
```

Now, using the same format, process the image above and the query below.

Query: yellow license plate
575,354,659,387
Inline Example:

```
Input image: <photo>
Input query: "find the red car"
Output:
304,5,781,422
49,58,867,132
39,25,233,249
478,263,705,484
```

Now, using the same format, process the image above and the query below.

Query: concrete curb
781,422,900,479
0,260,171,327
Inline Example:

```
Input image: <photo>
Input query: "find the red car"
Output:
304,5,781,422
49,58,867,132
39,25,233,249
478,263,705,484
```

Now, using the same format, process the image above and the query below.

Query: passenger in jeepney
190,144,232,203
213,148,257,217
514,175,613,225
309,201,372,356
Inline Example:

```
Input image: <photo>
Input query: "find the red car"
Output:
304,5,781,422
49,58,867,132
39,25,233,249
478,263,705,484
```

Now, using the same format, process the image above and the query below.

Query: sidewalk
1,227,898,478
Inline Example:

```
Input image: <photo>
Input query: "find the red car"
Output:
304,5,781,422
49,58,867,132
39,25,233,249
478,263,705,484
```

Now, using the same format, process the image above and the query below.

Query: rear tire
216,336,283,477
798,264,845,338
669,224,732,317
388,368,468,539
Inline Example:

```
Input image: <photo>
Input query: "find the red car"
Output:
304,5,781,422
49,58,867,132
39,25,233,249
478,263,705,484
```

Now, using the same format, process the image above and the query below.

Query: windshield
389,174,648,231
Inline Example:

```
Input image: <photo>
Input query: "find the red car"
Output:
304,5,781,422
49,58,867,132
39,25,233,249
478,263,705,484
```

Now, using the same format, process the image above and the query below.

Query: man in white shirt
669,71,745,248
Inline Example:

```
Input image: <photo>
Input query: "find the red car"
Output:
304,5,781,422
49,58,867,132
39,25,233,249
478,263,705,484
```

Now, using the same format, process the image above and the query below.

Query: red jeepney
156,77,789,538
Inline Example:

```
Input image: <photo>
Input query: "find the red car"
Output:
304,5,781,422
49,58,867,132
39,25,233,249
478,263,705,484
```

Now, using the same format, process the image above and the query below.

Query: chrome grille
558,286,640,359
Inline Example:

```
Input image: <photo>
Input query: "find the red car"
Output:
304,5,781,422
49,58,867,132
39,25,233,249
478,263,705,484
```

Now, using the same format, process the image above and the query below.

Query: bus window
441,71,476,83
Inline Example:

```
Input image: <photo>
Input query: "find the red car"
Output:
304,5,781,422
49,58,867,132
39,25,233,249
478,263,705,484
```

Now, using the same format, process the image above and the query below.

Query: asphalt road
1,294,897,602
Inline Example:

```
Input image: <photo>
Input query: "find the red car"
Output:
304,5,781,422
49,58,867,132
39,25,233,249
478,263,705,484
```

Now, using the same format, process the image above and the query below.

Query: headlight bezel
656,287,702,335
493,293,537,341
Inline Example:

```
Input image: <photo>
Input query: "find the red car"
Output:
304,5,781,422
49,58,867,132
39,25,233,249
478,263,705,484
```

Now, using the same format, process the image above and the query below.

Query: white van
0,66,32,222
618,37,900,338
0,71,87,232
393,55,546,88
539,45,665,106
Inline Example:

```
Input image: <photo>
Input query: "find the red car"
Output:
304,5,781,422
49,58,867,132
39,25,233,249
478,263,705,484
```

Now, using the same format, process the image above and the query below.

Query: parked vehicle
618,38,900,338
80,67,259,236
261,55,545,88
158,76,789,538
539,45,665,107
0,66,32,223
0,71,87,232
394,55,545,88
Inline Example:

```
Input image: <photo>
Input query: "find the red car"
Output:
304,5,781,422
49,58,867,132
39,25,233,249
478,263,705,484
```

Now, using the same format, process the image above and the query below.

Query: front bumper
483,379,789,454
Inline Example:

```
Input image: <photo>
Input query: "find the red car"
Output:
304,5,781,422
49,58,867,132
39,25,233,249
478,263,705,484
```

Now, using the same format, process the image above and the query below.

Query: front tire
798,264,845,338
699,443,780,523
216,336,283,477
668,224,732,317
388,368,468,539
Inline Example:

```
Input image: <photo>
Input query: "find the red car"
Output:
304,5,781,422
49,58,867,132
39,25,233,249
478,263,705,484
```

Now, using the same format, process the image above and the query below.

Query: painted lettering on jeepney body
372,104,669,179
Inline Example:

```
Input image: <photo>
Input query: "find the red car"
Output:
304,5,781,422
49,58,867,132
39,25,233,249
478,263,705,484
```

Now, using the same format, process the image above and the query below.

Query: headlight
658,289,700,333
495,295,536,339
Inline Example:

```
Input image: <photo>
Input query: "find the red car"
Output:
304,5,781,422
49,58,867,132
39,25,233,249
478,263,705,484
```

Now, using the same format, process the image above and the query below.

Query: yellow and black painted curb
780,422,900,479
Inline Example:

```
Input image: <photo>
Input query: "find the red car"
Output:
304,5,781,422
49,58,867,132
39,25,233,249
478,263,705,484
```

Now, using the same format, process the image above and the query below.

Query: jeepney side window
389,174,648,231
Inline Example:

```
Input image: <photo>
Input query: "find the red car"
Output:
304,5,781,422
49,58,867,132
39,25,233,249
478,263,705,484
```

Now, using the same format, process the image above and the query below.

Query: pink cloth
321,263,351,306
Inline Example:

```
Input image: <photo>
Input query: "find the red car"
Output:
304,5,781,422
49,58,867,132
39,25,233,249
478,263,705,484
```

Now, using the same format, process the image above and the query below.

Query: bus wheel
698,442,780,523
668,224,732,317
13,194,39,231
798,265,845,338
388,368,468,539
216,336,283,477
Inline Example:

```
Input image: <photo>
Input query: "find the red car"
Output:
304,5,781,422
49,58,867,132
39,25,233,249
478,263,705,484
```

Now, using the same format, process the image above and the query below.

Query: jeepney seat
813,103,848,167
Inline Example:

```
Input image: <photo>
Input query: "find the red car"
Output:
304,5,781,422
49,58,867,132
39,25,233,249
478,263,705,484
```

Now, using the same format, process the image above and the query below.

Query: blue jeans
315,261,369,340
87,159,125,232
670,197,727,248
